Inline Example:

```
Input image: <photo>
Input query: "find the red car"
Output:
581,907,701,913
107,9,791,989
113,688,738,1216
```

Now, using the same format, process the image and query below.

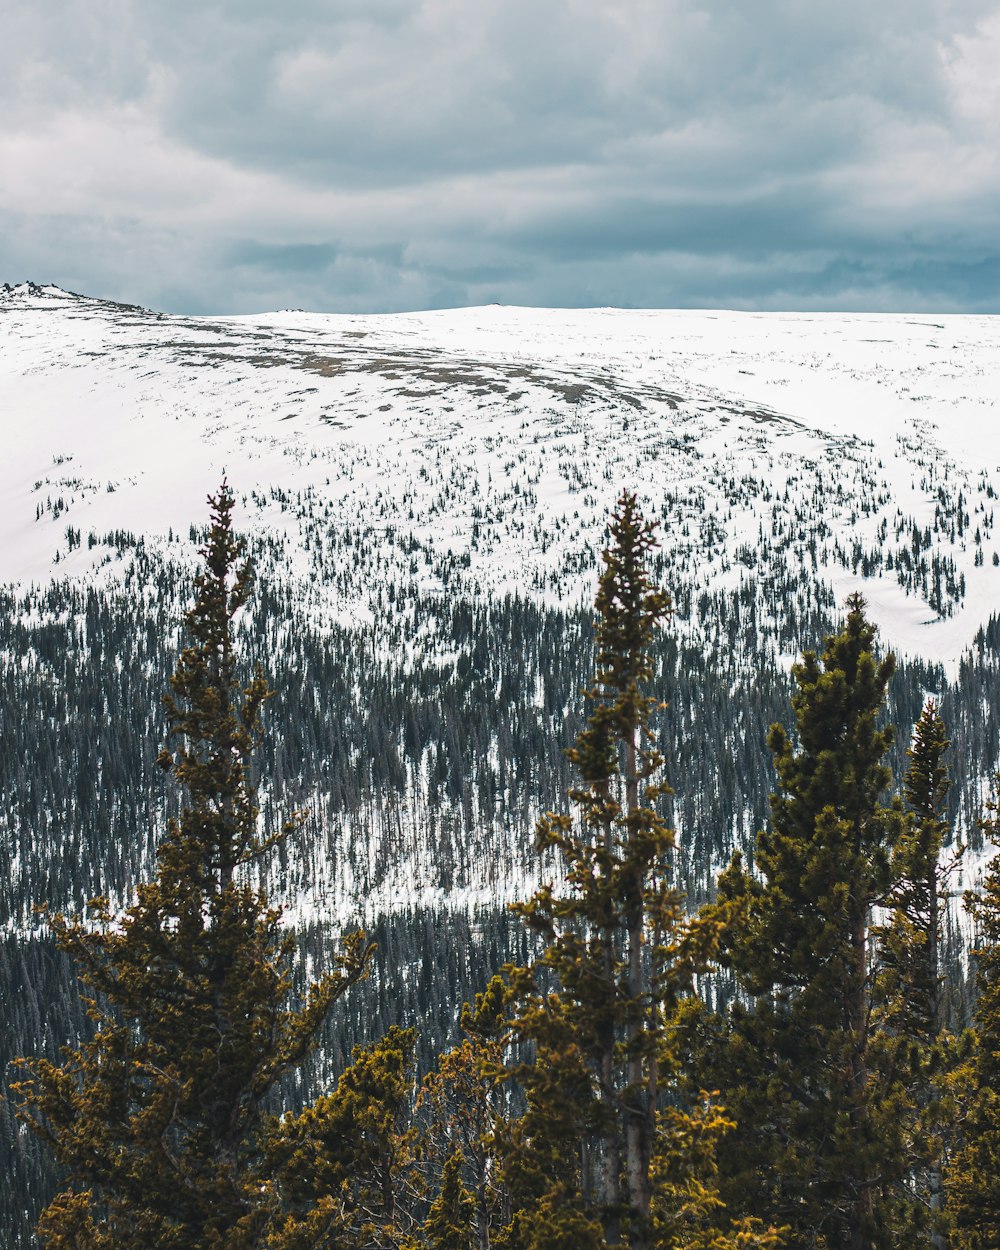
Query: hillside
4,282,1000,659
3,284,1000,925
5,284,1000,1243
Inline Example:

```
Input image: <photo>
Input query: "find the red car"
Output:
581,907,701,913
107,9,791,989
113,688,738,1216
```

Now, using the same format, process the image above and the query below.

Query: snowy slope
5,281,1000,928
3,282,1000,669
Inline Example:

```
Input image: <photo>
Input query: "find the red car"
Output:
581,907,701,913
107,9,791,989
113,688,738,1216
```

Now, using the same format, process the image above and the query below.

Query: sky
3,0,1000,315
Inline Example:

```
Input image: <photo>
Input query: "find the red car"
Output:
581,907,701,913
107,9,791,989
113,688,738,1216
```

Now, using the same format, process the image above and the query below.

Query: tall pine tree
711,594,905,1250
13,484,371,1249
879,699,958,1249
503,491,775,1250
947,781,1000,1248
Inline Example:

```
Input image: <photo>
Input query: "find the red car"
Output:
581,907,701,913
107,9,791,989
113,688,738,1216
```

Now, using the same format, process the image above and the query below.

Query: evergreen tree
879,699,958,1248
946,785,1000,1248
12,484,371,1249
421,1149,476,1250
649,1094,784,1250
502,492,772,1250
712,594,905,1250
266,1025,418,1249
884,701,954,1039
418,989,508,1250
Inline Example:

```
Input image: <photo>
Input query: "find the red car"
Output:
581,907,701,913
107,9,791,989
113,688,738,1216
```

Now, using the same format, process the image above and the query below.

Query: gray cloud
3,0,1000,313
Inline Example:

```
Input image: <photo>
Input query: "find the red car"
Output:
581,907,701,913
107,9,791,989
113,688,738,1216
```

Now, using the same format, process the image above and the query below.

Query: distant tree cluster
9,486,1000,1249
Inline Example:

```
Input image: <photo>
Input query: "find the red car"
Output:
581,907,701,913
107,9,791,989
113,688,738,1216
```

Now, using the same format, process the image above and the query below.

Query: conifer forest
6,479,1000,1250
6,0,1000,1225
5,293,1000,1250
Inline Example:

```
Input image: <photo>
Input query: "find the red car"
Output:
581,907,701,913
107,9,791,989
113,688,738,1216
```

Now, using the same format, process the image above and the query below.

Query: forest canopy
5,486,1000,1249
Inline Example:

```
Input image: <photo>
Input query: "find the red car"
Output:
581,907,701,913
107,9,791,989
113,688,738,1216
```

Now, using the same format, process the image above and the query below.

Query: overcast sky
4,0,1000,314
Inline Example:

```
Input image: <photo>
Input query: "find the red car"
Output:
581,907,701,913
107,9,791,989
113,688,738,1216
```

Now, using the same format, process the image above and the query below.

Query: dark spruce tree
711,594,906,1250
502,492,779,1250
12,484,371,1249
420,1149,477,1250
878,699,958,1250
263,1024,419,1248
884,700,954,1043
946,784,1000,1248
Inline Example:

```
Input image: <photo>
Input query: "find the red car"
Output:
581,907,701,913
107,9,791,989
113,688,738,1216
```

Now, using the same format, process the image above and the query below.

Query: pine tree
493,1012,606,1250
502,492,770,1250
507,490,678,1249
12,484,372,1249
878,699,958,1248
649,1095,785,1250
946,784,1000,1248
712,594,905,1250
418,987,508,1250
421,1149,476,1250
266,1025,418,1249
885,701,954,1039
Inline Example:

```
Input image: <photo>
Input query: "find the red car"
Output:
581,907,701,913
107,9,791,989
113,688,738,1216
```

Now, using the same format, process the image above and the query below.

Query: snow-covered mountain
6,286,1000,1248
4,281,1000,668
3,282,1000,934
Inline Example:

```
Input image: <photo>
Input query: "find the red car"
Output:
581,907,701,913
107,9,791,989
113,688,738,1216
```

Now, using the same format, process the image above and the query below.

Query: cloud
3,0,1000,312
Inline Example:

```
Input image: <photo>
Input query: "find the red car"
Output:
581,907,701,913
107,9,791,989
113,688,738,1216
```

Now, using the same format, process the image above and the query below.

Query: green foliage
947,785,1000,1247
710,594,907,1249
875,700,959,1249
501,1182,606,1250
501,492,774,1250
650,1097,786,1250
12,484,372,1249
266,1025,418,1248
880,700,957,1039
418,995,508,1250
421,1149,476,1250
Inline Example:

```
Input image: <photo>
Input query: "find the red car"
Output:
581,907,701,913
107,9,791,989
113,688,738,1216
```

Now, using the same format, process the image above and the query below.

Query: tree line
7,526,1000,937
7,485,1000,1249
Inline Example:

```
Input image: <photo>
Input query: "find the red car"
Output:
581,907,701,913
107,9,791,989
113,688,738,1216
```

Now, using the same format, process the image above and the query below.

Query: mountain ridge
2,285,1000,931
3,297,1000,1248
3,284,1000,669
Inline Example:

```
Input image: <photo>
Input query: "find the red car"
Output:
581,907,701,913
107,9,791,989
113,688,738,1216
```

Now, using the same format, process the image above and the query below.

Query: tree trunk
623,729,652,1250
598,792,623,1246
600,1031,622,1248
477,1177,491,1250
848,898,873,1250
928,855,947,1250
